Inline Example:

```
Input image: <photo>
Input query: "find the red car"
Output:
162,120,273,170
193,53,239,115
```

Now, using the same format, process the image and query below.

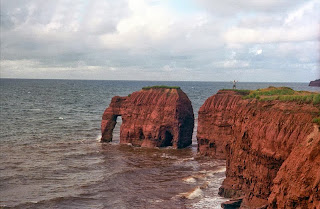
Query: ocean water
0,79,318,209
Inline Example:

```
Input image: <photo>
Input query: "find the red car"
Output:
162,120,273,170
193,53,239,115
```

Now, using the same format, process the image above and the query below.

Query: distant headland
309,79,320,87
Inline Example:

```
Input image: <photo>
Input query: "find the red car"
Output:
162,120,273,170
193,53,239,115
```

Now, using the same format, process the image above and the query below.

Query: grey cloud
0,0,129,33
238,16,283,28
1,0,62,30
0,0,318,82
195,0,307,15
80,1,130,35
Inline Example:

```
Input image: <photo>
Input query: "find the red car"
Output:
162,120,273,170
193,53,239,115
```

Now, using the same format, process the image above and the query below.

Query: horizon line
0,77,316,83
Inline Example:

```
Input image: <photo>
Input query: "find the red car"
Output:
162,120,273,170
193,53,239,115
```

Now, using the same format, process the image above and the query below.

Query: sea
0,79,319,209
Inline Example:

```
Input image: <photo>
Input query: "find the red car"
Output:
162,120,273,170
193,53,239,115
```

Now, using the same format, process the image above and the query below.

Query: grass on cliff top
221,89,251,95
142,85,180,90
312,117,320,125
226,86,320,105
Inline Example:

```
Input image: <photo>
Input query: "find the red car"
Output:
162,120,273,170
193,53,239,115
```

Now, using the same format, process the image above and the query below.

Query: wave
191,196,228,209
182,176,197,183
160,153,178,160
95,134,102,141
199,167,226,176
6,196,101,209
179,186,203,200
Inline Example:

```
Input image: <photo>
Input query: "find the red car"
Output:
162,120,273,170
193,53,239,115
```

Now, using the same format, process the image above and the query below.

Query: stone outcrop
309,79,320,87
101,87,194,148
221,197,243,209
197,90,320,208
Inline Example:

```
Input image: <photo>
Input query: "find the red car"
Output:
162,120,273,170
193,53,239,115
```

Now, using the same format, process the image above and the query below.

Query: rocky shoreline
101,86,320,208
197,89,320,208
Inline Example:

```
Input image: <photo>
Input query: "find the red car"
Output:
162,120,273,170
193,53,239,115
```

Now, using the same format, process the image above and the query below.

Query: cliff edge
197,87,320,208
101,86,194,148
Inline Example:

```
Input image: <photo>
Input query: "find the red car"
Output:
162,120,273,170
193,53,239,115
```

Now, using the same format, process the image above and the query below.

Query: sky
0,0,319,82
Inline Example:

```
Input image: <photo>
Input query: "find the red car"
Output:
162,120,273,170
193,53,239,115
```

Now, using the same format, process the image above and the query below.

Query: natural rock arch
101,87,194,148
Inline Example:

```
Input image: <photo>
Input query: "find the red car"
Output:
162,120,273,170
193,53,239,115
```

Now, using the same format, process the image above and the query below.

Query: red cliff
197,90,243,159
268,124,320,208
101,87,194,148
197,89,320,208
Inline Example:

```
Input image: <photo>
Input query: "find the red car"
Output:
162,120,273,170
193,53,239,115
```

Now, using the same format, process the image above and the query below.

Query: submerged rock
101,86,194,148
197,89,320,208
221,197,243,209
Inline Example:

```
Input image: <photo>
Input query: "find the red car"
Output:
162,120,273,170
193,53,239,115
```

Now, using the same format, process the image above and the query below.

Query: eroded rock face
197,90,243,159
101,88,194,148
197,90,320,208
268,124,320,209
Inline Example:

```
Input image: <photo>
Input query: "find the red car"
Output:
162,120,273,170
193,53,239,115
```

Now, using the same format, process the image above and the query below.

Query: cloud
0,0,319,82
224,0,319,44
256,49,262,55
99,0,174,49
195,0,306,15
225,25,318,44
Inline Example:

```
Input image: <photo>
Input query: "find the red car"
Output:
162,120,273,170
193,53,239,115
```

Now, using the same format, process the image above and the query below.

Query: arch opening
161,130,173,147
138,128,145,140
112,115,122,143
101,114,122,142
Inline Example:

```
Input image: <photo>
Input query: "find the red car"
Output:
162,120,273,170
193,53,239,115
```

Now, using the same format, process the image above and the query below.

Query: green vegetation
312,117,320,126
243,86,295,99
232,86,320,105
313,94,320,104
225,86,320,125
142,85,180,90
221,89,251,95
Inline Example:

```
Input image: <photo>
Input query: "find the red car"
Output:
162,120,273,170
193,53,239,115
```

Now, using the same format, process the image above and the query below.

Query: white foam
199,167,226,177
149,199,163,203
191,196,227,209
179,187,203,200
182,157,194,161
183,176,197,183
95,135,102,141
212,166,226,173
187,173,206,181
160,153,178,159
185,187,203,199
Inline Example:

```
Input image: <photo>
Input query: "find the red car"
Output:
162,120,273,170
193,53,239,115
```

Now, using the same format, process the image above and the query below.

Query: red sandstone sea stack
101,86,194,148
197,88,320,208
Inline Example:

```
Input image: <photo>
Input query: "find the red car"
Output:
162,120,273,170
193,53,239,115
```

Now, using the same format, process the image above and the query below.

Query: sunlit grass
221,89,251,95
225,86,320,105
